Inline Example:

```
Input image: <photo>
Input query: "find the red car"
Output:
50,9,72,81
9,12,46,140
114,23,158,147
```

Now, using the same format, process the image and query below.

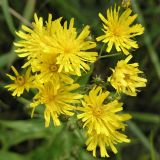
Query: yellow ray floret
14,14,47,60
14,13,98,76
5,66,34,97
108,55,147,96
96,6,144,55
31,78,83,127
77,86,131,157
86,130,130,157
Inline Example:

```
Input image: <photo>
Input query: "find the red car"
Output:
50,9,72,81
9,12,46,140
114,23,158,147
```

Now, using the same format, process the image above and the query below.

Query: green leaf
0,151,27,160
1,0,15,35
130,112,160,124
0,51,17,68
0,119,62,148
127,121,150,150
22,0,36,21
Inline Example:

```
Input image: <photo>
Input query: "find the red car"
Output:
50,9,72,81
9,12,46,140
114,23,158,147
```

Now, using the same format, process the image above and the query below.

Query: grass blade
1,0,15,35
22,0,36,20
127,120,150,150
130,112,160,124
132,0,160,79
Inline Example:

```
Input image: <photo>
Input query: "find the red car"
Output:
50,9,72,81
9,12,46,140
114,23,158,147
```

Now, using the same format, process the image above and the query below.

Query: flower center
16,76,25,86
50,64,58,72
92,107,104,117
63,46,72,54
112,25,123,37
124,74,130,81
44,94,57,104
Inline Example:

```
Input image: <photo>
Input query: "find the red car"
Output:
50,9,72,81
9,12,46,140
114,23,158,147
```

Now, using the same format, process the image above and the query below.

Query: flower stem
99,53,122,59
98,43,106,59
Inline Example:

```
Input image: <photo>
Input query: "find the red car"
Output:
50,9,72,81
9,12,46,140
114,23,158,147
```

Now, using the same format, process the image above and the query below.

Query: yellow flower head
31,78,83,127
77,86,131,134
77,86,131,157
5,66,34,97
108,55,147,96
14,14,98,76
31,53,73,84
96,6,144,55
47,17,98,76
86,130,130,157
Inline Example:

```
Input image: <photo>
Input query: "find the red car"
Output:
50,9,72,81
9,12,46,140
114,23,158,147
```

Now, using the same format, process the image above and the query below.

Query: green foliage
0,0,160,159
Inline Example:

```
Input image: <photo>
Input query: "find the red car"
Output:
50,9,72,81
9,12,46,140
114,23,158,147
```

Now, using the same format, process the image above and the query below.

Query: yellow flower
96,6,144,55
31,53,74,84
108,55,147,96
86,130,130,157
77,86,131,157
5,66,34,97
14,14,98,76
31,78,83,127
46,17,98,76
77,86,131,134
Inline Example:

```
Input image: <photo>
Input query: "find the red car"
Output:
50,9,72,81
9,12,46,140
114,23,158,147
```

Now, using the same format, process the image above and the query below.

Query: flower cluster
15,14,97,76
97,5,147,96
5,2,147,159
6,13,97,127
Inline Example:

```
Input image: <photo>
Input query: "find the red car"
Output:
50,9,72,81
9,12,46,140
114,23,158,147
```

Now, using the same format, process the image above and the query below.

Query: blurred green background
0,0,160,160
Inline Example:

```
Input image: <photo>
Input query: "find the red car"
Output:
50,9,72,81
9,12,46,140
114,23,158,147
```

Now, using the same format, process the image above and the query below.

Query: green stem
98,44,106,58
150,131,156,160
99,53,122,59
